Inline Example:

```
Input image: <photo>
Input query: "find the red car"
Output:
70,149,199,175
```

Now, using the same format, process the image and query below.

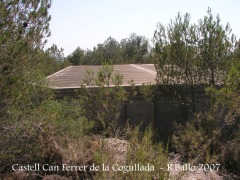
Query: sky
46,0,240,56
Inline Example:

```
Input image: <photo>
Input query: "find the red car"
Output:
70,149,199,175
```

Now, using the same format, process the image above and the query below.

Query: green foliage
1,2,239,178
153,13,200,113
46,44,65,62
40,98,93,138
101,37,122,64
0,0,54,143
206,59,239,125
79,63,128,136
172,120,209,161
153,9,236,114
65,37,121,65
198,8,236,85
125,126,169,179
205,59,240,174
153,8,235,86
151,10,238,176
0,0,59,176
66,34,151,65
0,0,52,114
171,57,240,174
140,83,190,105
121,33,150,63
170,65,238,172
66,46,85,65
153,13,201,85
35,46,68,77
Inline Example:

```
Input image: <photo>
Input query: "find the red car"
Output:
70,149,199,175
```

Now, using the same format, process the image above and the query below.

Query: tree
80,63,128,136
188,55,240,175
67,47,85,65
153,10,240,175
46,44,65,62
89,37,122,64
71,34,151,65
121,33,150,63
153,13,201,112
102,37,122,63
0,0,53,175
198,8,236,85
153,10,236,112
0,0,52,112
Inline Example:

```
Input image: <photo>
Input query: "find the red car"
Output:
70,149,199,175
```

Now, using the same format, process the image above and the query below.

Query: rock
103,138,129,164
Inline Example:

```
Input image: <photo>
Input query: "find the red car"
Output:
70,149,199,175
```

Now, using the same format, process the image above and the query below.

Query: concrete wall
122,100,188,139
124,99,154,130
122,85,210,139
154,103,188,140
54,85,210,140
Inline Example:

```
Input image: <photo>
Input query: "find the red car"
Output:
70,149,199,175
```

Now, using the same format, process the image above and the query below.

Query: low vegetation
0,0,239,179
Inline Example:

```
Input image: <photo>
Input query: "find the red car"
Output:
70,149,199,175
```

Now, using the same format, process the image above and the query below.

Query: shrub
172,121,206,161
92,125,169,179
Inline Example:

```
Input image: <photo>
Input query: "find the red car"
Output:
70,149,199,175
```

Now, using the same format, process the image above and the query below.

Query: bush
220,135,240,175
92,125,169,179
172,121,206,161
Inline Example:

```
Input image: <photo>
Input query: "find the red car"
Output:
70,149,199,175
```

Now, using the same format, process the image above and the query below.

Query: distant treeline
46,33,153,69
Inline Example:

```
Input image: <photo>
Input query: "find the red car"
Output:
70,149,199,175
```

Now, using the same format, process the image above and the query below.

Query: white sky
46,0,240,56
